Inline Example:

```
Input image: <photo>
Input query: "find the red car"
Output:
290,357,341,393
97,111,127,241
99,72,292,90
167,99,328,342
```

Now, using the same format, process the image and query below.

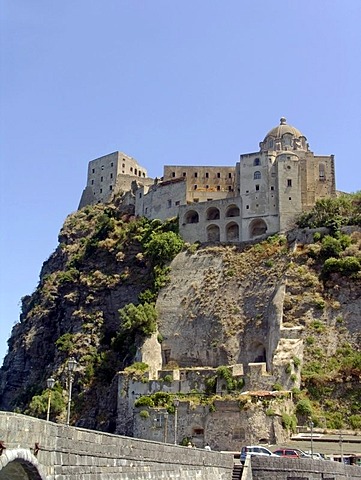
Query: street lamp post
309,420,314,456
66,357,77,426
173,399,179,445
46,377,55,422
164,411,169,443
339,433,344,463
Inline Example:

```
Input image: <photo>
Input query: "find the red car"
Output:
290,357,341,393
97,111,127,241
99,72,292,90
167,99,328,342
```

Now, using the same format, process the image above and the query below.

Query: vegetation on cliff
0,193,360,434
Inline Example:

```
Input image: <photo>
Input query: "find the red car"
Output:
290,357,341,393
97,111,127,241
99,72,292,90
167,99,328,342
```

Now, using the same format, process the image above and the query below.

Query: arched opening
249,219,267,237
207,224,220,242
253,171,261,180
0,450,46,480
226,222,239,242
225,205,240,217
251,342,266,363
184,210,199,224
206,207,220,220
253,158,261,166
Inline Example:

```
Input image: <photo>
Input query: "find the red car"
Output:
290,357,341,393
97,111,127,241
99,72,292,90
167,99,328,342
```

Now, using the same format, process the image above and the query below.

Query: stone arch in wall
226,222,239,242
207,224,220,242
249,218,267,237
184,210,199,224
225,205,240,217
0,449,46,480
206,207,220,220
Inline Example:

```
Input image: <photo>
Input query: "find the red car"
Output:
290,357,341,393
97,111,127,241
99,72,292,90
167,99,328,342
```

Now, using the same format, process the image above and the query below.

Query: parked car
240,446,277,463
273,448,311,458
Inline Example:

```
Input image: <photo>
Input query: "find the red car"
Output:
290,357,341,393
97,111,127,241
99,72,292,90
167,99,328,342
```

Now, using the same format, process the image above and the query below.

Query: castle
78,118,336,242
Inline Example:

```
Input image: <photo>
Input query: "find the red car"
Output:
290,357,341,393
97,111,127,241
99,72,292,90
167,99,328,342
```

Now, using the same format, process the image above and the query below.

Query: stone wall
0,412,233,480
249,455,361,480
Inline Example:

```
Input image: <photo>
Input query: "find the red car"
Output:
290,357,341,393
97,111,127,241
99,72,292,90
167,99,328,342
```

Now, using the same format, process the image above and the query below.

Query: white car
240,445,278,463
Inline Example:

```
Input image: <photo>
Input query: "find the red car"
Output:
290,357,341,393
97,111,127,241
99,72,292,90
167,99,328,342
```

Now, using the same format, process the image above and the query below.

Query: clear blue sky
1,1,360,363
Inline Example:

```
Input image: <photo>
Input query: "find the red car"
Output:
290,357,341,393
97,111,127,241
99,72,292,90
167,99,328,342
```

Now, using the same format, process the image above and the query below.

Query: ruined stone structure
79,118,336,243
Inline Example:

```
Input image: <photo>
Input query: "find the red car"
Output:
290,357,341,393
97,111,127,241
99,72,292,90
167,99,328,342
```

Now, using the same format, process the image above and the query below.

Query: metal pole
46,390,52,422
46,377,55,422
340,433,343,463
174,406,178,445
310,421,314,456
66,357,77,426
66,372,73,426
164,412,169,443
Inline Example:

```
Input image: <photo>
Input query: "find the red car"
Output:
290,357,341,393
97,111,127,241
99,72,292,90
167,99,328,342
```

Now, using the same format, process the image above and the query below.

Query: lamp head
47,377,55,389
67,357,77,372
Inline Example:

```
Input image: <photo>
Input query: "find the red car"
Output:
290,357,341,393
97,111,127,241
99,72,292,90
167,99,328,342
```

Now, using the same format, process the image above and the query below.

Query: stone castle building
79,118,336,241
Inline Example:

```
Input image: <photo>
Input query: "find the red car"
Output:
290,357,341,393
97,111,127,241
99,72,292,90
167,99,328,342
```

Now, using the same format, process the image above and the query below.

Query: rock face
0,202,360,446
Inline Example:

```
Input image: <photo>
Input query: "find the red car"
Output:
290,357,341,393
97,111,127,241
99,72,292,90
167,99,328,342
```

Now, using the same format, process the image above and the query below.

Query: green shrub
349,415,361,429
118,302,158,336
313,231,322,242
139,410,150,419
266,408,275,416
320,235,343,259
293,356,301,368
296,399,313,416
55,333,75,353
281,413,297,432
135,396,154,408
143,231,184,265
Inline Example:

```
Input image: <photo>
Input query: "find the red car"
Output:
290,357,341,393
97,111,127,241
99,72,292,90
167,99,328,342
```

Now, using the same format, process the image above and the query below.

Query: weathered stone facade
78,118,336,244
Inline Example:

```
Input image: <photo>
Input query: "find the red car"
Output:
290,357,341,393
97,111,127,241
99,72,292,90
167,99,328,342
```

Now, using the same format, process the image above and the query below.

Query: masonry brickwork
78,118,336,244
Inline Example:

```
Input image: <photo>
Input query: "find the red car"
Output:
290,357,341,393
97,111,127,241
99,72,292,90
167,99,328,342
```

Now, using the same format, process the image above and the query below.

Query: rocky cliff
0,197,360,441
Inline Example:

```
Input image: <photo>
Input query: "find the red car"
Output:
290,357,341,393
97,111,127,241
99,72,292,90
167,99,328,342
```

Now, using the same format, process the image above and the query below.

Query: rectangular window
109,185,112,190
287,179,292,187
256,185,260,191
228,186,232,191
168,199,172,208
217,172,221,178
175,201,180,206
101,176,103,182
172,172,176,177
91,179,94,185
145,207,148,213
194,172,198,178
110,173,113,179
206,185,209,189
110,162,114,167
122,163,125,168
92,168,95,174
183,172,186,177
246,205,249,209
205,172,209,178
270,186,274,191
100,189,102,193
194,184,198,190
139,193,142,198
101,165,104,170
228,172,232,178
217,185,220,191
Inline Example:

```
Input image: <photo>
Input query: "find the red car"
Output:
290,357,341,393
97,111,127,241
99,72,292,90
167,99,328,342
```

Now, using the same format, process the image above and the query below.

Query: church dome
260,117,308,152
265,117,304,140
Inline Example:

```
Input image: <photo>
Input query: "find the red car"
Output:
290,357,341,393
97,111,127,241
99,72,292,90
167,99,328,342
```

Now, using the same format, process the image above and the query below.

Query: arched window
226,205,240,217
226,222,239,242
207,224,220,242
184,210,199,224
253,158,260,166
206,207,220,220
249,219,267,238
254,171,261,180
